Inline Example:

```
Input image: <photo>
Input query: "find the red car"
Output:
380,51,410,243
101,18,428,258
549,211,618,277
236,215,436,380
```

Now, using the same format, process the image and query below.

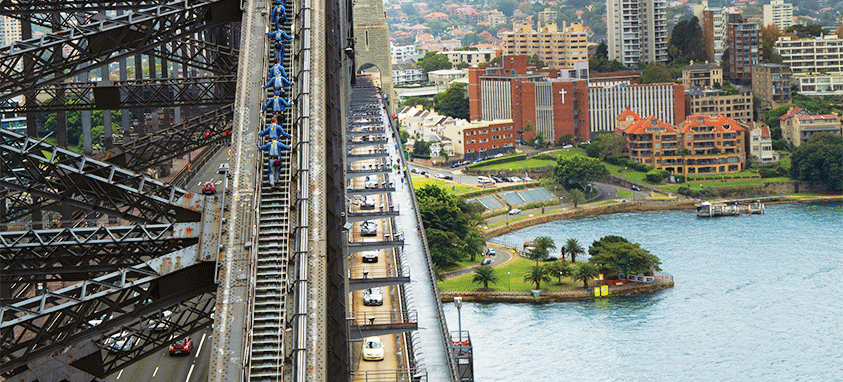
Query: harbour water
443,202,843,381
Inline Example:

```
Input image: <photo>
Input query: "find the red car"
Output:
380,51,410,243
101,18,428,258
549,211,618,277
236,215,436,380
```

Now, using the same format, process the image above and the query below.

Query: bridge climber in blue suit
267,58,293,82
262,91,293,116
258,117,292,141
271,1,287,29
267,29,293,65
257,140,291,187
263,73,293,92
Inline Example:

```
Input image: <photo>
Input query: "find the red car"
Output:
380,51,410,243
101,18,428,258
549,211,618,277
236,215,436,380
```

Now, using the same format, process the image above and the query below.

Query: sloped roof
678,114,746,133
617,107,641,121
617,115,676,134
797,114,838,121
779,107,804,120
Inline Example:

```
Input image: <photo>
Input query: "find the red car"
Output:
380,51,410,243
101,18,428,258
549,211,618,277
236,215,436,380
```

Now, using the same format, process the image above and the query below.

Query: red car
169,337,193,356
201,182,216,195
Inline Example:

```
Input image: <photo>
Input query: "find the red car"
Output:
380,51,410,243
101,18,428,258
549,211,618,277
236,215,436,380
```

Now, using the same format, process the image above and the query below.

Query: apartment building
752,64,792,108
746,122,775,164
483,10,507,28
392,62,426,85
685,86,753,124
791,72,843,96
501,21,588,68
727,17,761,80
428,69,466,87
390,44,420,62
763,0,794,30
606,0,669,67
682,61,723,88
700,6,730,63
775,35,843,73
616,111,747,174
588,82,685,136
468,55,590,143
779,107,843,146
0,16,21,46
538,9,558,25
441,50,498,67
441,119,516,159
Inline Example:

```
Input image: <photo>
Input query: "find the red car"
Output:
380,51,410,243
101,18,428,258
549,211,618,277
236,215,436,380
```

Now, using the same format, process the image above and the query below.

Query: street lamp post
454,297,463,344
507,272,511,291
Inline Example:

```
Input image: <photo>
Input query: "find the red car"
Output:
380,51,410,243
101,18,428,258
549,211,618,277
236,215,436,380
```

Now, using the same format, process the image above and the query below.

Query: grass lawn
438,256,581,292
486,210,555,228
411,175,478,194
605,163,650,183
591,200,619,206
471,158,556,170
684,169,760,180
440,257,484,272
660,177,791,192
615,190,634,197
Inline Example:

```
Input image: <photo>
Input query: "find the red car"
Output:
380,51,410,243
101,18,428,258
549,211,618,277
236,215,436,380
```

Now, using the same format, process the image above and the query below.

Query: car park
451,163,461,168
169,337,194,356
361,221,377,236
361,251,379,263
362,287,384,306
218,163,229,174
480,258,492,266
362,336,384,361
508,208,521,215
631,185,641,191
202,182,216,195
104,331,138,353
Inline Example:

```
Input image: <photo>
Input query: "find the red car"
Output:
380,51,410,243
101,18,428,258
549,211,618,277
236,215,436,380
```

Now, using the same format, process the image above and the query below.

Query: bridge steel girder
0,223,200,294
100,104,234,171
0,259,217,380
0,129,202,224
0,1,175,15
5,76,236,113
0,0,239,102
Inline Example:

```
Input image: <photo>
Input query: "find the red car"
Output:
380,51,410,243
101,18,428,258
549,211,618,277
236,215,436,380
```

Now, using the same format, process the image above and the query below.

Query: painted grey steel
345,187,396,196
346,150,390,161
345,211,400,223
0,129,202,224
346,240,404,253
346,137,389,148
347,276,411,292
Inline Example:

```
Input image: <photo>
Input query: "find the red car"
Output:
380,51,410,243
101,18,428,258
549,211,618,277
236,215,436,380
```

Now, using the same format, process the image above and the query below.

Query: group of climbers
257,0,294,187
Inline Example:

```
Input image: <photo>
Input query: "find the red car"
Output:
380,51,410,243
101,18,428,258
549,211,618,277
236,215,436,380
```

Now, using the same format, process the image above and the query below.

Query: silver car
363,287,384,306
361,221,378,236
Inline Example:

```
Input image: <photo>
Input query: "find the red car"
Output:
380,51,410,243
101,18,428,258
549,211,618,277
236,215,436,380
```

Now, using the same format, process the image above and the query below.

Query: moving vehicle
169,337,194,356
365,179,379,189
451,162,461,168
481,258,492,266
362,337,384,361
218,163,229,174
477,176,494,184
492,177,503,183
443,175,453,180
148,310,173,331
104,331,138,353
360,196,376,210
362,287,384,306
202,182,216,195
361,221,378,236
508,208,521,215
361,250,379,263
485,248,496,256
631,185,641,191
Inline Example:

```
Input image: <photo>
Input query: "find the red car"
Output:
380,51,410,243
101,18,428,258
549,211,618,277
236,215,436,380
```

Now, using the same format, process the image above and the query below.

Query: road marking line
185,364,195,382
153,366,159,377
195,333,207,358
116,369,123,380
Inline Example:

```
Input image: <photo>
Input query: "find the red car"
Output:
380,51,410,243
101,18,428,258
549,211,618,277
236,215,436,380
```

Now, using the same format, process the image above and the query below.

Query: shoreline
441,278,674,303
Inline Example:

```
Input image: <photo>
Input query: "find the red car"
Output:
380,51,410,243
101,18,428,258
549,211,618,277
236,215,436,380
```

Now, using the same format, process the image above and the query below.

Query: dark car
410,168,419,174
169,337,193,356
480,258,492,266
451,163,461,168
492,177,503,183
631,185,641,191
443,175,453,180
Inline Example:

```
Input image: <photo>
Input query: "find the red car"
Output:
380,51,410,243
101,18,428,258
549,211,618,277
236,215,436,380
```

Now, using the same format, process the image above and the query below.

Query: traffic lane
186,147,231,194
442,246,514,279
105,328,212,382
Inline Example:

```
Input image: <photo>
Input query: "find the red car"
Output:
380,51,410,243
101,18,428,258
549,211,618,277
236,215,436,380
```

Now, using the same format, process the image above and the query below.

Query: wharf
696,200,765,217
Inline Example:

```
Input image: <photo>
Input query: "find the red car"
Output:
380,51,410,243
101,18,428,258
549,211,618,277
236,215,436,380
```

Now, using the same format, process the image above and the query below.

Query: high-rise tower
607,0,668,67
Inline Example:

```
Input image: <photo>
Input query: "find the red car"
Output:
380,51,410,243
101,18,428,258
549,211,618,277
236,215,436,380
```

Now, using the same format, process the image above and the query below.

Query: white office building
606,0,669,67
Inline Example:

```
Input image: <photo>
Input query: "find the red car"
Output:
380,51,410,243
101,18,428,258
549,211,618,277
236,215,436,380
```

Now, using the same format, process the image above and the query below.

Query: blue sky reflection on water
443,202,843,381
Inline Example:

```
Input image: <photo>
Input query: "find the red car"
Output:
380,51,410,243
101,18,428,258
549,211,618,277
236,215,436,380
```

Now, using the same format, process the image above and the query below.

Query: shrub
657,169,670,179
674,175,686,183
604,155,621,165
758,167,778,178
533,153,555,161
466,154,526,169
645,170,665,183
630,161,651,172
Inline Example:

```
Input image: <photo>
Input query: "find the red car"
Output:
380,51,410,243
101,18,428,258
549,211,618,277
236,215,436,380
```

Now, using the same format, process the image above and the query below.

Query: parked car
509,177,522,182
524,176,533,182
543,256,559,262
362,336,384,361
360,195,376,210
361,221,377,236
481,258,492,265
218,163,229,174
410,168,419,174
201,182,216,195
631,185,641,191
494,153,504,158
362,287,384,306
169,337,194,356
477,176,494,184
104,331,138,353
492,177,503,183
485,248,496,256
508,208,521,215
562,144,574,149
451,163,461,168
361,251,379,263
443,175,453,180
434,173,445,179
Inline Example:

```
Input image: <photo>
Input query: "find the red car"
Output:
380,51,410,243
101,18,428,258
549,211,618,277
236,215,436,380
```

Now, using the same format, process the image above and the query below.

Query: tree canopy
588,236,662,277
416,184,484,265
641,62,673,84
433,83,469,120
415,52,453,73
668,17,706,63
784,24,826,38
554,155,609,189
789,133,843,191
589,42,629,73
412,139,431,157
472,266,499,289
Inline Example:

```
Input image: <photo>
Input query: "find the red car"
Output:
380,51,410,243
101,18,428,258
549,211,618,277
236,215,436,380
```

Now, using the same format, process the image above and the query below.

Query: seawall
441,278,675,303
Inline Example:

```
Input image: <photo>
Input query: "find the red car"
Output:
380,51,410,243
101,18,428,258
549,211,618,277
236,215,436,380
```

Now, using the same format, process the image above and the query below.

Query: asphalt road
442,246,514,279
105,328,213,382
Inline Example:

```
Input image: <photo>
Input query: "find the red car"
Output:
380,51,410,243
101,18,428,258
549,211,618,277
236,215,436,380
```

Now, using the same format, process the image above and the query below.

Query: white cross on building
559,88,567,104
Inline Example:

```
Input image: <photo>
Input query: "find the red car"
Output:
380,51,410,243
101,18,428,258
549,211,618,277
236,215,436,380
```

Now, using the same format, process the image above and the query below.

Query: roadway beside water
445,202,843,381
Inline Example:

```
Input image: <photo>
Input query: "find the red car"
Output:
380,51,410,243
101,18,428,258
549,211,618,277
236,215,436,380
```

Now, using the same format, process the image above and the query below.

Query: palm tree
523,265,551,290
433,264,446,282
463,230,486,262
472,265,499,290
565,238,585,263
529,236,556,265
571,262,599,289
565,189,586,208
524,246,548,265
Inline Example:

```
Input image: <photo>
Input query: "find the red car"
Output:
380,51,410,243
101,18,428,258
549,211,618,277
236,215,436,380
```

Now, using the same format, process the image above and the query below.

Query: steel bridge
0,0,465,381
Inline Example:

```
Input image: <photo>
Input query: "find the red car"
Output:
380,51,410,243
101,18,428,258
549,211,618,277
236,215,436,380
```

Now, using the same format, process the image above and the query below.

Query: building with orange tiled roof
423,12,449,21
616,112,748,174
779,107,842,146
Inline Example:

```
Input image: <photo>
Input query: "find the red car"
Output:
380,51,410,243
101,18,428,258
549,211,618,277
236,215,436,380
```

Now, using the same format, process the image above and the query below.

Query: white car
147,310,173,331
524,176,533,182
218,163,229,174
477,176,495,184
362,287,384,306
361,221,378,236
509,176,522,182
361,250,379,263
362,336,384,361
104,331,138,353
508,208,521,215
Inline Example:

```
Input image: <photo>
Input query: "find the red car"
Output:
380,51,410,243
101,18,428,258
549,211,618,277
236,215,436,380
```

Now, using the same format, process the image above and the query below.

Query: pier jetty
696,200,765,217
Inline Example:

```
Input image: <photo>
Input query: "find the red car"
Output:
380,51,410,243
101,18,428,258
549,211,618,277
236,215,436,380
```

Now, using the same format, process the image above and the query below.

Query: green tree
524,246,549,265
426,228,465,265
461,33,483,47
398,129,410,144
545,261,571,284
413,139,431,157
433,264,446,282
588,235,631,257
555,134,573,146
789,133,843,191
527,54,546,69
433,83,469,120
668,17,706,63
554,155,609,189
496,0,517,16
784,24,826,38
523,265,551,290
463,230,486,262
472,266,499,289
532,236,555,263
415,52,453,73
641,62,673,84
402,96,433,109
455,62,470,69
570,262,599,289
595,42,608,60
598,133,626,159
760,24,782,64
565,189,585,208
565,238,584,263
588,241,662,277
